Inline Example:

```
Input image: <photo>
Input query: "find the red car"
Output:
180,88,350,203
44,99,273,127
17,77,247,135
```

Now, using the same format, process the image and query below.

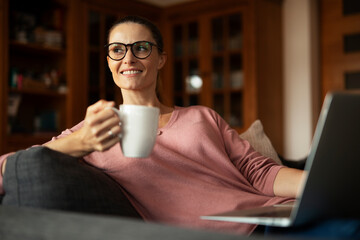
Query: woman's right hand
44,100,122,157
2,100,122,176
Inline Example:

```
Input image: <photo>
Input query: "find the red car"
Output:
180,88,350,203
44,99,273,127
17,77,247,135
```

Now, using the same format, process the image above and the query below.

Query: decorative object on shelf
34,27,63,48
10,4,65,48
9,67,65,93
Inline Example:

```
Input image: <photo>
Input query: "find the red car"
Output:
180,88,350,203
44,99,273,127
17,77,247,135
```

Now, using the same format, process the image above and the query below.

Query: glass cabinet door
169,11,247,130
210,13,244,128
172,21,201,107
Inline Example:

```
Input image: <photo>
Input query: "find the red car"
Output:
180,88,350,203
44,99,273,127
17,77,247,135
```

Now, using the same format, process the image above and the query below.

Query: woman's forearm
273,167,306,198
43,130,91,158
1,100,119,177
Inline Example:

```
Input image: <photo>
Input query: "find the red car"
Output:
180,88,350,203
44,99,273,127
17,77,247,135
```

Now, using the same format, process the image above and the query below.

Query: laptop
201,91,360,227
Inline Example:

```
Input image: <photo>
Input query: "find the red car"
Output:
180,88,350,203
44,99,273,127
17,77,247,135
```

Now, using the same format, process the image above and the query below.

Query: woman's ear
157,52,167,70
107,56,111,69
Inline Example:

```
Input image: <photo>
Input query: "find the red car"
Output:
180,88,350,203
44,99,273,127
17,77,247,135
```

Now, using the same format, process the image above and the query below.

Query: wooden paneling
254,0,283,154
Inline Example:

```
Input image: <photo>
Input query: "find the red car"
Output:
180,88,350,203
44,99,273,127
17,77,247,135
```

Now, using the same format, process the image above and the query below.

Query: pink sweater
0,106,291,235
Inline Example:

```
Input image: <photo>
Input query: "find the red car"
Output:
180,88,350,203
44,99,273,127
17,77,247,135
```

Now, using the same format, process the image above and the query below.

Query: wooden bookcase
0,0,161,154
162,0,284,153
0,0,70,153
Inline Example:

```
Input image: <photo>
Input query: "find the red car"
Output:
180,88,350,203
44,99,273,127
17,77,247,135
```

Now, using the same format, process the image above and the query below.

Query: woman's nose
123,47,137,63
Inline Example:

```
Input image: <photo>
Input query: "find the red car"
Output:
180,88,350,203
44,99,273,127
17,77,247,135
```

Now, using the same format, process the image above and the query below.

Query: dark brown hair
108,15,164,53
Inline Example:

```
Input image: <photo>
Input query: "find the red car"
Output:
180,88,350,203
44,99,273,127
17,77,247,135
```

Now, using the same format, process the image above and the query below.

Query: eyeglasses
105,41,160,61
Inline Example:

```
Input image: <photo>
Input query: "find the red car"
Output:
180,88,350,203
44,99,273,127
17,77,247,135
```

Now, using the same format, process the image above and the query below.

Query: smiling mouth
121,70,142,75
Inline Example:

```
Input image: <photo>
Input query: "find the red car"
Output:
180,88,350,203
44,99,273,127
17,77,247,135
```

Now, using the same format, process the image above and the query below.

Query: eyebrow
109,40,154,44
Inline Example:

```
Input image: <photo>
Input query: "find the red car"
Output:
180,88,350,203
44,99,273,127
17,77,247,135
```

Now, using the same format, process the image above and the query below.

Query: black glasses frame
105,41,160,61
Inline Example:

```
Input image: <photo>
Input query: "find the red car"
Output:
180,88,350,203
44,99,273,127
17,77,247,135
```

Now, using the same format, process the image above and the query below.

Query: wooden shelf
211,49,243,56
9,87,67,97
8,133,56,142
10,41,65,55
6,133,56,151
212,88,243,94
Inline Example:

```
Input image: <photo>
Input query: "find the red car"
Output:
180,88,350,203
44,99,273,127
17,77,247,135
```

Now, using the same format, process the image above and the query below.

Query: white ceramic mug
111,105,159,158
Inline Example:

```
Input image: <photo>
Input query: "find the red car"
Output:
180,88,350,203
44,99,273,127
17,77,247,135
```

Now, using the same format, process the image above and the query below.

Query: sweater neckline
159,106,180,131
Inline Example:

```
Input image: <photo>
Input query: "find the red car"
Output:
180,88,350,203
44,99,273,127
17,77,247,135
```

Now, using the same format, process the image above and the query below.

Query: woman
0,16,303,235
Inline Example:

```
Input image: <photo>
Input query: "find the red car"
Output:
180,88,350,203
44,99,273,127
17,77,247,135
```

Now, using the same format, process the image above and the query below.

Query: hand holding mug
77,100,121,153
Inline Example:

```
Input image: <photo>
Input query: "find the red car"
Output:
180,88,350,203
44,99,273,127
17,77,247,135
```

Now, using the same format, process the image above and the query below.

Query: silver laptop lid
292,91,360,226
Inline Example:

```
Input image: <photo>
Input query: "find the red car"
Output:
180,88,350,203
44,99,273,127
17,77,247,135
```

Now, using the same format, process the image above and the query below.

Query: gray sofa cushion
2,146,142,219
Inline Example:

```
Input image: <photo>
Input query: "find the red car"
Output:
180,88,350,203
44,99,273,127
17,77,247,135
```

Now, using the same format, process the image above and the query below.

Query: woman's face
107,23,166,92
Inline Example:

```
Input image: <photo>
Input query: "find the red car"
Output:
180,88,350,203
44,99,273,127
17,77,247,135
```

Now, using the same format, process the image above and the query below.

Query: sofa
1,203,310,240
0,120,305,239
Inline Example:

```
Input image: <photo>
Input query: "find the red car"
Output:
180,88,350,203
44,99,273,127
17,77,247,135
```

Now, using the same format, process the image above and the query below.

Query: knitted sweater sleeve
215,112,284,196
